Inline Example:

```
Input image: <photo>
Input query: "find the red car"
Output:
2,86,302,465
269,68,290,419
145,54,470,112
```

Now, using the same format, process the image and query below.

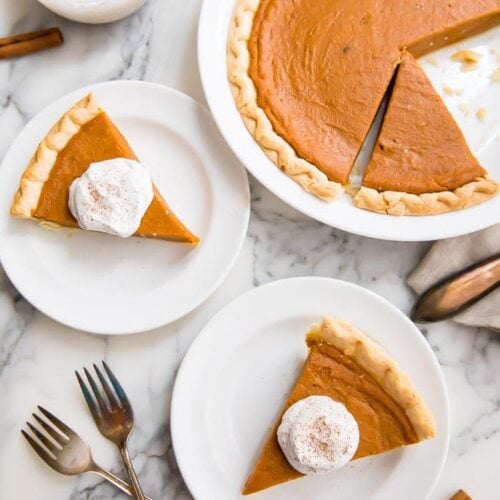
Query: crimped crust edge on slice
11,93,102,218
307,316,436,440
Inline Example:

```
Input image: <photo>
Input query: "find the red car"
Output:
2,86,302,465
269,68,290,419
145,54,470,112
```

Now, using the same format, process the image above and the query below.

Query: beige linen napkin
407,224,500,331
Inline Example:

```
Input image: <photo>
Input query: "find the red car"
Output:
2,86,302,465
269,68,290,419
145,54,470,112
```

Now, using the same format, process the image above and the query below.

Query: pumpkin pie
228,0,499,207
243,317,436,495
11,93,199,244
354,52,498,215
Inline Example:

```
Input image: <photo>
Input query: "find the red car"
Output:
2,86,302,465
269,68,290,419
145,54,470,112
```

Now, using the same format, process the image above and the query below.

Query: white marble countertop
0,1,499,499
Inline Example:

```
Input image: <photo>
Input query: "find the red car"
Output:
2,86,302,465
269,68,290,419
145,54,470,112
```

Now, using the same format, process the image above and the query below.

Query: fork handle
92,465,152,500
119,443,147,500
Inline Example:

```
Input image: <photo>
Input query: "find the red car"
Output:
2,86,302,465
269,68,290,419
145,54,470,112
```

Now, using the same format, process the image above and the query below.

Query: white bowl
37,0,147,24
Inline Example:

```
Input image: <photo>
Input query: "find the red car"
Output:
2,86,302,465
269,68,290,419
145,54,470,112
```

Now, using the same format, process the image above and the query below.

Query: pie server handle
410,253,500,323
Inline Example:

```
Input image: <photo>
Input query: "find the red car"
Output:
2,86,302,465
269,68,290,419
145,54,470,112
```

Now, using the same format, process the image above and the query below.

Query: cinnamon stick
0,28,63,59
450,489,472,500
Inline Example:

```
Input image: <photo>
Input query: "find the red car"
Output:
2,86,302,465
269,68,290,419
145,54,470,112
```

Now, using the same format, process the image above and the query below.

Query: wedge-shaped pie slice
243,317,436,495
11,93,199,244
355,52,498,215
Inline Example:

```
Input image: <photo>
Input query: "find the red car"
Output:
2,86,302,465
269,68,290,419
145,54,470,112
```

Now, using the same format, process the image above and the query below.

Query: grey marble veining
0,1,499,499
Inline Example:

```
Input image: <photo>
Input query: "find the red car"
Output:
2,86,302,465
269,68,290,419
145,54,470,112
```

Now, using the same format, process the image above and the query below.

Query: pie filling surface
243,318,435,495
234,0,499,204
362,52,487,194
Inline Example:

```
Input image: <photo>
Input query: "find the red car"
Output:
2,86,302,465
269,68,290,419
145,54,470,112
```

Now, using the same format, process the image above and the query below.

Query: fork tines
76,361,132,420
22,406,70,466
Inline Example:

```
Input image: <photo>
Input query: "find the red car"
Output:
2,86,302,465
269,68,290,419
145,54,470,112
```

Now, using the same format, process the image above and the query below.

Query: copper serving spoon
411,254,500,325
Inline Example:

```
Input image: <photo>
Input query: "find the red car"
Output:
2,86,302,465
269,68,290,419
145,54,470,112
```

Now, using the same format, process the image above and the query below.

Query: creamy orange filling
247,0,499,190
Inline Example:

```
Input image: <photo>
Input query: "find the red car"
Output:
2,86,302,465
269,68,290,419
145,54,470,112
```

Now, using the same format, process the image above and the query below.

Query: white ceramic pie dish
198,0,500,241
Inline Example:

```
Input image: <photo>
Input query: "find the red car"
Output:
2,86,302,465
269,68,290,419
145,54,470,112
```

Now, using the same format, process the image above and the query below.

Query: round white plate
171,277,450,500
0,81,250,334
198,0,500,241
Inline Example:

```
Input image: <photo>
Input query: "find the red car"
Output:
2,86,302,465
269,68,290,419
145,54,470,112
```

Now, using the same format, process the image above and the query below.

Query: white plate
0,81,250,334
171,277,450,500
198,0,500,241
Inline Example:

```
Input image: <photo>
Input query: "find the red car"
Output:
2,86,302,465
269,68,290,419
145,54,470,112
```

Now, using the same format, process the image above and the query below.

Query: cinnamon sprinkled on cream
277,396,359,475
68,158,154,237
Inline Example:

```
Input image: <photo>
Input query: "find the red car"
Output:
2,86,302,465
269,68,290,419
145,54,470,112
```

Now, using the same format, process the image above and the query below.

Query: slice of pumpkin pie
243,317,436,495
354,52,498,215
11,93,199,243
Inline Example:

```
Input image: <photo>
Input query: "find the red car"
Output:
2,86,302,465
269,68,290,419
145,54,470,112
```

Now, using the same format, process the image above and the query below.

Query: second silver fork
76,361,147,500
22,406,149,498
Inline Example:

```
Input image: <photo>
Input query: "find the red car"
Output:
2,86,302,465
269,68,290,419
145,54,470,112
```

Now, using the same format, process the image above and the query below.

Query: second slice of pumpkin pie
355,52,498,215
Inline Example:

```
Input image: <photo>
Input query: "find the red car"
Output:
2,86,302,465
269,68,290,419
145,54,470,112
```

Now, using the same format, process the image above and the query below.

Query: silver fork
76,361,146,500
21,406,150,498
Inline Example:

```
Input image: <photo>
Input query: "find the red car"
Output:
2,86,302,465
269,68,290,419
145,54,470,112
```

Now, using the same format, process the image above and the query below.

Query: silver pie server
411,253,500,325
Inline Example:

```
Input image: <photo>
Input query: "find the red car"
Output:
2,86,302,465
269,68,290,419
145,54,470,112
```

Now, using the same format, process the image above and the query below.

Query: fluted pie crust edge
11,93,101,218
227,0,343,201
309,317,436,440
353,177,499,216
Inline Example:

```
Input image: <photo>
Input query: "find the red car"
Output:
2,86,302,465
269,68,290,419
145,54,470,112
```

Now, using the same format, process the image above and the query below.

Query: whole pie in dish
228,0,499,213
11,94,199,244
243,317,436,495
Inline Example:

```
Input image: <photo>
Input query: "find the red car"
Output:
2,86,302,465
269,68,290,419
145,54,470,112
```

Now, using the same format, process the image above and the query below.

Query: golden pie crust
11,94,101,218
309,318,435,439
354,178,498,216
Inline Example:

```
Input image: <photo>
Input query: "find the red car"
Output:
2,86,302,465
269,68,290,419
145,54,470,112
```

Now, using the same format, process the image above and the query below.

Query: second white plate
0,81,250,334
171,277,449,500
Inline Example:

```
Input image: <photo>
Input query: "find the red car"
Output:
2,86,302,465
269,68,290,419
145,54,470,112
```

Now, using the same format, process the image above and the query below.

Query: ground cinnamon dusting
308,416,335,462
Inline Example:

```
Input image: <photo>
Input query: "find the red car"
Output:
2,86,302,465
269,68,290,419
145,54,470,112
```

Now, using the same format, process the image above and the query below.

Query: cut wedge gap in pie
228,0,499,206
11,93,199,244
354,52,498,215
243,317,436,495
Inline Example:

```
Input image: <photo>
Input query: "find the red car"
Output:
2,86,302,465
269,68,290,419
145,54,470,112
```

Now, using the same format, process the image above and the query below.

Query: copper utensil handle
93,465,152,500
119,443,147,500
411,254,500,323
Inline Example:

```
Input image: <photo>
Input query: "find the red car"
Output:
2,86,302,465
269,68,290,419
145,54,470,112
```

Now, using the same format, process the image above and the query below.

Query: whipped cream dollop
277,396,359,475
68,158,154,238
